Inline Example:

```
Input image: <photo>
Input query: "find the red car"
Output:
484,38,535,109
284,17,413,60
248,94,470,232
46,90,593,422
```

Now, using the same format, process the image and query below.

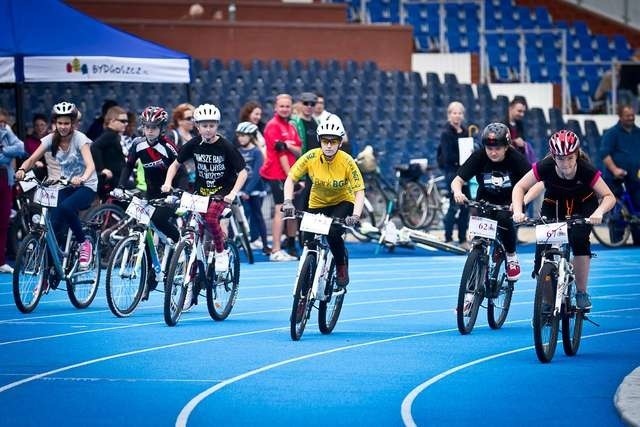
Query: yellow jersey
289,148,365,208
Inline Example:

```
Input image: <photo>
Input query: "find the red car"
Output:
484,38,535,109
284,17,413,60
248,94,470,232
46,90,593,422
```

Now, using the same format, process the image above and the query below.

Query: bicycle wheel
164,239,191,326
207,242,240,321
105,234,147,317
12,232,48,313
487,246,513,329
562,284,584,356
318,258,345,334
399,181,429,229
456,248,486,335
423,185,441,229
366,180,387,228
591,200,630,247
84,203,127,268
67,229,100,309
533,263,560,363
290,253,316,341
235,221,255,264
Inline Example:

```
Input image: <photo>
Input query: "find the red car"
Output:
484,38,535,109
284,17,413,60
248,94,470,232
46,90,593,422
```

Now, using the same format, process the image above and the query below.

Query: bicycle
420,164,447,230
83,185,128,268
591,179,640,247
104,191,176,317
12,177,101,313
163,192,240,326
456,201,515,334
227,195,255,264
8,171,41,259
530,217,593,363
289,211,346,341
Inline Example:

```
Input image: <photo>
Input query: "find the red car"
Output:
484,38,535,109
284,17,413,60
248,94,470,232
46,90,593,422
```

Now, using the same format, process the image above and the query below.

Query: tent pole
14,82,25,140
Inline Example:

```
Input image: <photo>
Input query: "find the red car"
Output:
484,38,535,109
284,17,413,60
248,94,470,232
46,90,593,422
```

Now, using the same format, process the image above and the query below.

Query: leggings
50,186,96,243
204,199,228,253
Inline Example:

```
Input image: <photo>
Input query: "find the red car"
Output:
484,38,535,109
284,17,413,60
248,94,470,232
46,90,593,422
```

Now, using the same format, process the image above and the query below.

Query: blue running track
1,243,639,426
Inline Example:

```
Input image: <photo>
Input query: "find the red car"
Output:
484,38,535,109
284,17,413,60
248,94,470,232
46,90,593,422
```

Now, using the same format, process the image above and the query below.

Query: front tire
533,263,560,363
207,242,240,321
290,254,316,341
456,248,486,335
318,259,345,334
67,230,101,309
591,200,630,247
164,239,191,326
562,285,584,356
487,247,513,329
105,234,147,317
13,232,47,313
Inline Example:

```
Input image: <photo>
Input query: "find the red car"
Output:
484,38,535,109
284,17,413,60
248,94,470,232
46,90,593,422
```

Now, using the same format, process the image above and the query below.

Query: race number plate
179,193,209,213
535,222,569,244
18,171,37,192
125,197,156,225
467,215,498,239
34,186,59,207
300,212,332,235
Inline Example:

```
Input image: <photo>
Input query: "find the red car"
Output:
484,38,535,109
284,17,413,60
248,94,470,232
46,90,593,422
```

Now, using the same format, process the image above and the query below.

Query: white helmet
316,114,345,138
51,101,78,120
236,121,258,135
194,103,221,122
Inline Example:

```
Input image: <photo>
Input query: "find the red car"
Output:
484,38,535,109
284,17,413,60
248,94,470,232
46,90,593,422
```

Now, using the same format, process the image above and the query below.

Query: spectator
437,101,470,249
259,93,302,261
0,108,25,273
601,104,640,245
86,99,118,141
239,101,267,156
291,92,318,153
91,106,128,201
235,121,270,254
22,113,49,179
168,103,197,188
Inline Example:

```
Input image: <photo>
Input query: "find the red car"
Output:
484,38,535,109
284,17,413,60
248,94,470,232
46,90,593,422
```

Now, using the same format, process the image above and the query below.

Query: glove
345,215,360,227
111,188,125,199
282,199,295,218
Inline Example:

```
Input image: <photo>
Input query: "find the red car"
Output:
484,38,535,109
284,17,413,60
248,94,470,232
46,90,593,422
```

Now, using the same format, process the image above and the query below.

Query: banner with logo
24,56,189,83
0,57,15,83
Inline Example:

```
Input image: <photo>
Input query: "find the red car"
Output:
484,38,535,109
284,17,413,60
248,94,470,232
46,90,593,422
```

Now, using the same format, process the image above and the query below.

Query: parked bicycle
12,177,101,313
163,192,240,326
8,171,41,259
591,179,640,247
456,201,515,335
227,195,254,264
289,211,347,341
530,217,593,363
83,185,127,268
104,191,176,317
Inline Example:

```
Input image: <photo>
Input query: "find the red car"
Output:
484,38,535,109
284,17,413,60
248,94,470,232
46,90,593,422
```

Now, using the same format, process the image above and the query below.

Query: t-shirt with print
533,155,601,205
40,130,98,191
457,147,531,205
288,148,364,208
178,135,246,197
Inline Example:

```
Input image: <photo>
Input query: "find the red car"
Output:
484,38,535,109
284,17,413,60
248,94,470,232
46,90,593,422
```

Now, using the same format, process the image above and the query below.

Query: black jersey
119,135,179,199
534,156,601,205
457,147,531,204
178,135,246,197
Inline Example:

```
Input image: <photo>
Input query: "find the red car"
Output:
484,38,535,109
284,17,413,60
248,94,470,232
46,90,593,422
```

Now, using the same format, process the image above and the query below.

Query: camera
275,140,287,152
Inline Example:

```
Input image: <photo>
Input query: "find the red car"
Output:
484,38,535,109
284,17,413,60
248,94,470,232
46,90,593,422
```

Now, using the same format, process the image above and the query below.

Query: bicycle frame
539,243,574,316
39,206,79,280
292,235,338,303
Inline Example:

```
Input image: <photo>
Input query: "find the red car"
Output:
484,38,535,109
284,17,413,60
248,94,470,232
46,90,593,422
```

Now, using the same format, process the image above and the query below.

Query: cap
299,92,318,103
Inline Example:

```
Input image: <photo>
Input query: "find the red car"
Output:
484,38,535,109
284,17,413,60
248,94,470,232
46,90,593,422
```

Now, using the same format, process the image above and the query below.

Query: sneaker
249,240,263,250
79,239,93,270
458,241,471,251
269,250,297,262
0,264,14,274
336,264,349,288
214,250,229,272
506,260,521,281
576,292,592,310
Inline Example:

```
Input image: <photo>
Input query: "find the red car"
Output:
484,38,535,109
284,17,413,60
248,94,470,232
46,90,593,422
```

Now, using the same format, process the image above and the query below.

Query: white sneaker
215,250,229,272
0,264,14,274
249,240,263,250
269,250,297,262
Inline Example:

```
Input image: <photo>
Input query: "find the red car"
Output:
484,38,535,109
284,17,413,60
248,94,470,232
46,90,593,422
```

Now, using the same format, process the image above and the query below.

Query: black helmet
481,122,510,147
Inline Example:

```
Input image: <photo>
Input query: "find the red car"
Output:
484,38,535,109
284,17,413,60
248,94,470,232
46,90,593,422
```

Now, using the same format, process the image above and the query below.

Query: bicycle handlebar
520,216,591,227
465,200,512,213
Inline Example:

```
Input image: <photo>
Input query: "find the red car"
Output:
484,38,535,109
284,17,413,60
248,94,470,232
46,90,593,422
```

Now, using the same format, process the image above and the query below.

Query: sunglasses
302,101,316,107
182,116,193,120
116,119,129,124
320,137,341,146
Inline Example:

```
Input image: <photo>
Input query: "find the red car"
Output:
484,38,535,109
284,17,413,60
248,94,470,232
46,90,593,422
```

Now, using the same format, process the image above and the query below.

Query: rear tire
399,181,429,229
487,247,513,329
562,285,584,356
290,254,316,341
456,248,486,335
591,200,630,247
164,239,191,326
13,232,47,313
84,203,127,268
105,234,147,317
318,259,345,334
533,263,560,363
207,242,240,321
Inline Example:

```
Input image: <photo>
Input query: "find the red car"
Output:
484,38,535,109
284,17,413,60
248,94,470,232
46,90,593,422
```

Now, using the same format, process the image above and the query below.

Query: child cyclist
450,122,531,281
282,115,365,287
512,130,615,309
16,101,97,270
115,106,186,299
162,103,247,273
